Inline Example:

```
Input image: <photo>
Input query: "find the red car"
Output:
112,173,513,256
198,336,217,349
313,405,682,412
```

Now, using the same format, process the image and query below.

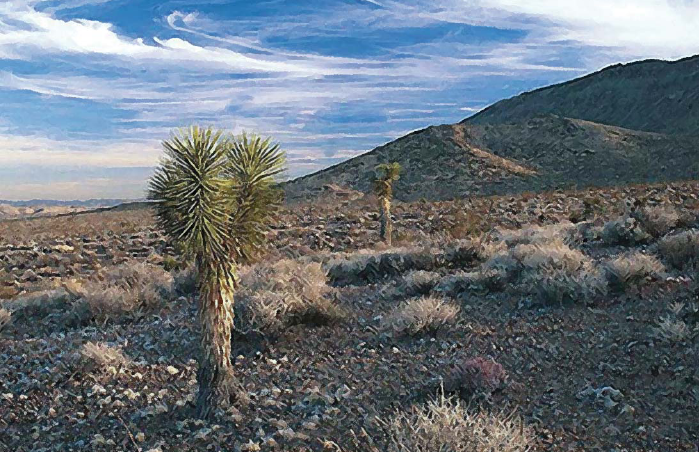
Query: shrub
524,265,607,305
433,272,481,297
497,221,581,247
634,205,679,237
77,262,174,323
326,248,437,286
603,252,666,292
236,260,344,335
601,217,651,246
79,341,130,373
653,317,691,343
443,239,481,267
386,394,532,452
443,356,508,400
513,239,591,274
657,230,699,269
0,308,11,332
395,270,442,297
2,289,72,320
383,296,459,336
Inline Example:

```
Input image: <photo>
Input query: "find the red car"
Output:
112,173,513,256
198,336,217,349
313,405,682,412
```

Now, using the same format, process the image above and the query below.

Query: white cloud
463,0,699,59
0,132,160,167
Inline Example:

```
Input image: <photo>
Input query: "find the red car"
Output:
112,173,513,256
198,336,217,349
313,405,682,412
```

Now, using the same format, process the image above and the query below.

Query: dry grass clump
2,289,72,320
634,205,680,237
0,308,12,332
79,341,130,373
383,296,459,336
497,221,582,247
525,265,607,305
77,262,174,323
653,317,691,343
386,394,532,452
601,217,651,246
393,270,442,298
513,239,591,274
236,260,344,335
433,272,482,297
326,248,437,286
603,252,666,292
656,230,699,269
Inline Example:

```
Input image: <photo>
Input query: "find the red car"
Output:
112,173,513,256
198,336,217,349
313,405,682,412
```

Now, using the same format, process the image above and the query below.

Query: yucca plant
373,162,401,246
148,126,285,419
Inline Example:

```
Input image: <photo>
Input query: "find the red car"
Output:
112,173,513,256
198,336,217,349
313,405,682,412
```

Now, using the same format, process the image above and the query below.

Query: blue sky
1,0,697,200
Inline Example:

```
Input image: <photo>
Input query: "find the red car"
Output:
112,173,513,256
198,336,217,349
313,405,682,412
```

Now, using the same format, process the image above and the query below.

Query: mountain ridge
285,55,699,202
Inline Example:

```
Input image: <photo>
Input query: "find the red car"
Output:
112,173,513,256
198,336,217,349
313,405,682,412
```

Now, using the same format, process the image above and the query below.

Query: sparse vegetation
603,252,666,292
148,127,285,418
0,308,11,332
444,356,509,401
3,181,699,451
653,317,691,343
386,394,532,452
236,260,344,335
601,216,651,246
383,296,459,335
79,341,130,373
373,162,401,246
657,230,699,268
634,205,680,237
77,262,174,323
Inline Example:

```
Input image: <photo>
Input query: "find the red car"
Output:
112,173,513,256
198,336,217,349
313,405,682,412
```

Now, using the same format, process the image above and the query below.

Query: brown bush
79,341,130,373
657,230,699,269
634,205,680,237
0,308,12,333
444,356,508,400
77,262,174,323
383,296,459,336
236,260,344,335
603,252,666,292
386,394,533,452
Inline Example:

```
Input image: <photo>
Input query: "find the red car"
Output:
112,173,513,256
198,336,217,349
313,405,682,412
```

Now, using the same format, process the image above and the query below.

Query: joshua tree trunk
195,262,238,419
380,196,393,246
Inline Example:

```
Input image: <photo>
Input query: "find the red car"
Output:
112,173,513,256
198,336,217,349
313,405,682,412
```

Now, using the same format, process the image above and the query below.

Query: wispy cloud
0,0,695,199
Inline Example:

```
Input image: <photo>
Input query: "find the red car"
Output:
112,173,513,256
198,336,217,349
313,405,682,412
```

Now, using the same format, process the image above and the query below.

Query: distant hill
0,199,142,220
285,55,699,202
0,199,139,208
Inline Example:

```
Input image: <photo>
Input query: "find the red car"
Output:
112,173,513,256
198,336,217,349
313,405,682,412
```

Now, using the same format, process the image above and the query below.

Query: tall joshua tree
148,127,285,419
373,162,401,246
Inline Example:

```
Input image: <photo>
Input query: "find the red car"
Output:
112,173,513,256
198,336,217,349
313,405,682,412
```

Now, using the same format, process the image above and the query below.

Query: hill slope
285,55,699,202
467,56,699,135
284,115,699,202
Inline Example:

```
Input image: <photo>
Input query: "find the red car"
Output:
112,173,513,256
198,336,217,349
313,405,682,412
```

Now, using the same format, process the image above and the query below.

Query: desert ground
1,181,699,451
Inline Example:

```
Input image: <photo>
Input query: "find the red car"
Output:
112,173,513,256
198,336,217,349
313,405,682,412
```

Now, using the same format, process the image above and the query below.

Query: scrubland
2,181,699,451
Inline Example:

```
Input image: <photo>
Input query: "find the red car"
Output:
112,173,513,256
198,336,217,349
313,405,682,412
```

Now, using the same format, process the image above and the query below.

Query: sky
0,0,698,200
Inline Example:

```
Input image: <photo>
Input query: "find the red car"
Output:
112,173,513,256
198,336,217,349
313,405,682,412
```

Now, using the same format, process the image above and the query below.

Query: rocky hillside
285,56,699,202
285,116,699,202
468,55,699,135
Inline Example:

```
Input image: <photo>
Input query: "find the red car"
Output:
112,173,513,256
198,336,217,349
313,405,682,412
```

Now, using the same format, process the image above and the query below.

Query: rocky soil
1,181,699,451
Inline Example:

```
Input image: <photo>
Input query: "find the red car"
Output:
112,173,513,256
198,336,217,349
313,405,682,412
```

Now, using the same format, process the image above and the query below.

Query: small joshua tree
373,162,401,246
149,127,285,419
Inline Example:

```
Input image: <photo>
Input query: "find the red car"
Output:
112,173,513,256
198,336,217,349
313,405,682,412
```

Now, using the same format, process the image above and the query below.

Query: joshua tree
148,127,285,419
373,162,401,246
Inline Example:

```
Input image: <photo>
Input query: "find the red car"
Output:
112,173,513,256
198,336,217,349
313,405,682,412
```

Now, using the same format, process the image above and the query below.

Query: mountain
468,56,699,136
285,56,699,202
